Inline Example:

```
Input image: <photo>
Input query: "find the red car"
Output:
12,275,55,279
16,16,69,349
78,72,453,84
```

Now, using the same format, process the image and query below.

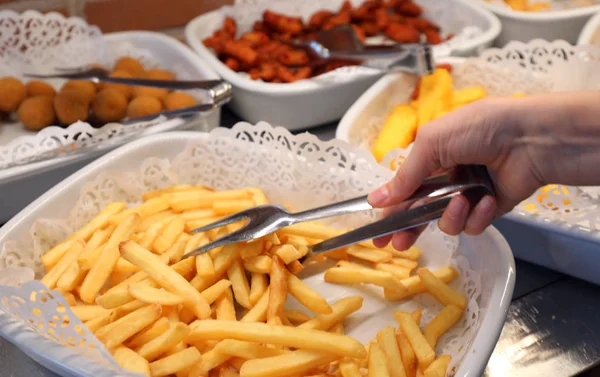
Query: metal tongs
285,25,434,75
24,66,233,121
182,165,495,261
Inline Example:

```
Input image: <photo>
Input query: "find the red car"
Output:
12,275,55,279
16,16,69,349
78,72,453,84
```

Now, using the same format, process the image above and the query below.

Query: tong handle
98,77,227,90
309,187,488,255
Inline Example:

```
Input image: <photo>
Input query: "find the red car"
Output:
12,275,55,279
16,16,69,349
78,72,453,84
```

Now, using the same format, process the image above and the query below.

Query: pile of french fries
39,185,468,377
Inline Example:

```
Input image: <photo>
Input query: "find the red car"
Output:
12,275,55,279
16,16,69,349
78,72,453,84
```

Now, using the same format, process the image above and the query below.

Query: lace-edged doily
198,0,491,84
0,122,483,376
358,41,600,235
0,11,212,171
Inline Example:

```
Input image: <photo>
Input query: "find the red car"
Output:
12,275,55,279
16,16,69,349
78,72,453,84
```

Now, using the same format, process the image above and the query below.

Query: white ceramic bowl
0,129,515,377
578,10,600,45
474,0,600,46
0,30,222,224
184,0,500,131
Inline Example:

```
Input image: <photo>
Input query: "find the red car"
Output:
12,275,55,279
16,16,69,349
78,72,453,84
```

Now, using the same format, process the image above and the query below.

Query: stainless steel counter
2,109,599,377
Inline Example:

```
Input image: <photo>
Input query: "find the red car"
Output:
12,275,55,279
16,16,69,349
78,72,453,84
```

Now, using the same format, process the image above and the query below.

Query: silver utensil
25,66,228,91
182,165,495,260
286,25,434,76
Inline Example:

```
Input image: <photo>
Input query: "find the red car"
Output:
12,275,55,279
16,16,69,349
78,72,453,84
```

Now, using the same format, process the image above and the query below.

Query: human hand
367,91,600,250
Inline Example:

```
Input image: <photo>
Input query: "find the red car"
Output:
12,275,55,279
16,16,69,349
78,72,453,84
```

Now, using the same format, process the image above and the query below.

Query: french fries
37,183,470,377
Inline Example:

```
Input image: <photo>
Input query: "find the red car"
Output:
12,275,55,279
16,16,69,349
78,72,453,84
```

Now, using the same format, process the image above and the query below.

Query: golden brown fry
241,287,270,322
79,214,139,303
417,268,467,309
325,267,403,290
249,272,268,306
422,305,463,348
339,358,362,377
369,343,391,377
188,347,232,377
41,240,76,271
396,328,417,377
287,273,332,314
423,355,451,377
215,287,237,321
346,245,392,263
40,240,85,289
377,326,406,377
188,320,366,358
243,255,272,274
240,349,336,377
298,296,362,331
136,322,190,361
152,216,185,254
96,304,161,349
384,267,458,301
113,346,151,376
70,305,111,322
228,259,252,309
68,202,126,242
267,256,288,325
395,311,435,370
127,316,171,349
150,347,202,377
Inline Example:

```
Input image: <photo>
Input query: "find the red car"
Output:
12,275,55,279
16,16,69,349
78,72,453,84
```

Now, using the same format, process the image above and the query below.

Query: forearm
514,91,600,186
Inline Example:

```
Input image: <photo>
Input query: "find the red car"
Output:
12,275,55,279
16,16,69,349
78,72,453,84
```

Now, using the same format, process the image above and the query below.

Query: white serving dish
474,0,600,46
0,12,222,223
336,39,600,285
185,0,500,131
578,9,600,45
0,125,515,377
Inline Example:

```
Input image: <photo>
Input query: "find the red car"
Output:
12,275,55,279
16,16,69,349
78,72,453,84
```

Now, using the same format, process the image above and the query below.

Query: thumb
368,133,442,208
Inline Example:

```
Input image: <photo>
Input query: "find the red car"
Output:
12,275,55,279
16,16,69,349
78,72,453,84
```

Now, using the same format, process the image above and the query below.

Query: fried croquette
53,90,90,124
0,77,27,112
132,85,168,100
146,69,175,81
163,91,197,111
114,56,146,78
127,96,163,119
26,80,56,97
18,96,56,130
92,88,128,123
61,80,96,104
100,70,134,100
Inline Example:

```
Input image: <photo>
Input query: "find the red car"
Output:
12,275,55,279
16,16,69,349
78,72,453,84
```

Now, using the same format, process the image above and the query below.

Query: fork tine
182,228,249,259
189,212,248,233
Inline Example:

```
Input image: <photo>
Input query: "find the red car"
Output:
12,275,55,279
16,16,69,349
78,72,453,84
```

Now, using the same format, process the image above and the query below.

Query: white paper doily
0,10,212,171
201,0,487,84
354,40,600,236
0,122,482,376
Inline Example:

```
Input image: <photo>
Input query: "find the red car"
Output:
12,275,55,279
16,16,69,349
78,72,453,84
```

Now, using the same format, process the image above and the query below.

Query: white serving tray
472,0,600,46
578,9,600,45
336,40,600,285
185,0,500,131
0,126,515,377
0,19,222,223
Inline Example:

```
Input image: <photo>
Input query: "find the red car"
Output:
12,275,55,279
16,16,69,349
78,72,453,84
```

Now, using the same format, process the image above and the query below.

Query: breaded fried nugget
100,70,134,100
18,96,56,130
0,77,27,112
61,80,96,104
114,56,146,78
131,68,173,100
53,90,90,124
127,96,163,119
163,91,197,111
92,88,128,123
26,80,56,97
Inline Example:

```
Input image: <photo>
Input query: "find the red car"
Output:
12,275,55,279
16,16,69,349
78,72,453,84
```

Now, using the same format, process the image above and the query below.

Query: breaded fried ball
61,80,96,104
18,96,56,131
163,91,197,111
0,77,27,112
132,85,168,100
127,96,163,119
26,80,56,98
54,90,90,124
92,88,128,123
114,57,146,78
146,69,175,81
100,70,134,100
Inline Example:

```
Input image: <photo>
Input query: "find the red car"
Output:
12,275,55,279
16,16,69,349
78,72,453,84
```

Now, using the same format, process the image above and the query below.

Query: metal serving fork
25,66,228,91
284,25,434,76
182,165,495,260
